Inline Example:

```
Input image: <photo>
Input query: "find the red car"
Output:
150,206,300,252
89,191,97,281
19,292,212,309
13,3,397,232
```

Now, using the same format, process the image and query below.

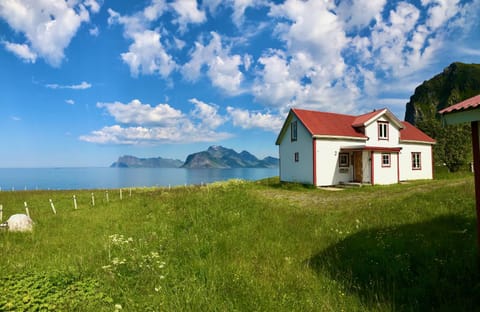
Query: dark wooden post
471,121,480,252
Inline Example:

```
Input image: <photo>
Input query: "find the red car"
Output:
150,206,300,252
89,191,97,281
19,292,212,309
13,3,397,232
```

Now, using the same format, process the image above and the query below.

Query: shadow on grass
309,215,480,311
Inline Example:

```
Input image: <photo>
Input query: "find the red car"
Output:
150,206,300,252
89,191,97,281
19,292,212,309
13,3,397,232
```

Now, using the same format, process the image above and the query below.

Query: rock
7,214,33,232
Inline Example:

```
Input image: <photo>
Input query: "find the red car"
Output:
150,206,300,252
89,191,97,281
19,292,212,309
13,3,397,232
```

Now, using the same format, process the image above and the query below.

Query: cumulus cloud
170,0,206,32
46,81,92,90
3,42,37,63
97,99,183,126
0,0,100,66
108,2,176,78
65,99,75,105
227,107,284,132
82,98,231,145
182,32,244,94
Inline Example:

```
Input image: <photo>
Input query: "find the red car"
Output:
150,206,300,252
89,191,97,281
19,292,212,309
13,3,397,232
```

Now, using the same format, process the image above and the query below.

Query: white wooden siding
365,116,401,148
278,116,313,184
372,152,399,184
399,143,433,181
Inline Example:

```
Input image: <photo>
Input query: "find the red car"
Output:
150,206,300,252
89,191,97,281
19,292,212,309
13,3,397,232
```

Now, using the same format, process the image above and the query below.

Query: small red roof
292,108,366,139
439,94,480,114
399,121,436,143
352,109,385,127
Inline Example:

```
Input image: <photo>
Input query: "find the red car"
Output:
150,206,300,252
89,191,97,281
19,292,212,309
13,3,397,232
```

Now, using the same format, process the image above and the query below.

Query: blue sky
0,0,479,167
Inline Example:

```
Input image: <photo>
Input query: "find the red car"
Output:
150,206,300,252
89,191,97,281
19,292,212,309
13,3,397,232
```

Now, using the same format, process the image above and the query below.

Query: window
378,121,389,140
339,153,349,167
291,121,297,142
412,152,421,170
381,153,391,167
294,152,299,162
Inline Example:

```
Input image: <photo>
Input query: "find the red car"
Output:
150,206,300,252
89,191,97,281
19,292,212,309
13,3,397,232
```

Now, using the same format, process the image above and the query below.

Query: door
353,151,363,182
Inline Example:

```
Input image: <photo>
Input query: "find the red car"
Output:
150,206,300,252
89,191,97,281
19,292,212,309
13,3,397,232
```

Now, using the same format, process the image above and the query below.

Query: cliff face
404,62,480,124
403,62,480,172
111,155,183,168
182,146,279,169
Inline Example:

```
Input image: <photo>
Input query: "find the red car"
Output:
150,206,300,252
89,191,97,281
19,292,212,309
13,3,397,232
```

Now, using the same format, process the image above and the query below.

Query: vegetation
404,62,480,172
0,174,479,311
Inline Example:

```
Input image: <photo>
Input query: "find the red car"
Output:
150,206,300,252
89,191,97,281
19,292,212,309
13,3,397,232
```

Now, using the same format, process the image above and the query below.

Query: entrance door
353,151,363,182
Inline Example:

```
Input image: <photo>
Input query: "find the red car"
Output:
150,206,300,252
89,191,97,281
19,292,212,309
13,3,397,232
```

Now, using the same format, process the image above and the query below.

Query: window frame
339,153,349,168
291,121,298,142
412,152,421,170
381,153,391,168
378,121,389,141
294,152,299,162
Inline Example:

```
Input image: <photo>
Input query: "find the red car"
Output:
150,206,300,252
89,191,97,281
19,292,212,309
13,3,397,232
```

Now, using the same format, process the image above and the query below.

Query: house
275,108,436,186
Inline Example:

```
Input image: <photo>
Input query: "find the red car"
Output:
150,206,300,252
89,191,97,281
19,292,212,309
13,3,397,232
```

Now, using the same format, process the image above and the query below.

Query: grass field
0,172,479,311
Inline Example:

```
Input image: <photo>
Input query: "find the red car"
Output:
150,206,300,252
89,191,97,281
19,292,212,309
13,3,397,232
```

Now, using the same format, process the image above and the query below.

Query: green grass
0,176,479,311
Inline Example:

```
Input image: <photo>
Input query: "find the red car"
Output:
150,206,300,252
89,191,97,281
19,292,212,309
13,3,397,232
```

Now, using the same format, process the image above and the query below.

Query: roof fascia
312,135,367,141
363,109,404,129
399,139,436,145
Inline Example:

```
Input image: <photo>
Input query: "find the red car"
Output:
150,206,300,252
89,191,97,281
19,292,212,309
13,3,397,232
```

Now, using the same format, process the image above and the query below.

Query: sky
0,0,479,168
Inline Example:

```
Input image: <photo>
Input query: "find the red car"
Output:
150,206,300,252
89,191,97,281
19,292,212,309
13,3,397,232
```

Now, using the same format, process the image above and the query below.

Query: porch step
338,182,363,188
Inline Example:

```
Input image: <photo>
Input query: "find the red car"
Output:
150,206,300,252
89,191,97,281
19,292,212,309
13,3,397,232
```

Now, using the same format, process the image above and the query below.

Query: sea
0,167,279,191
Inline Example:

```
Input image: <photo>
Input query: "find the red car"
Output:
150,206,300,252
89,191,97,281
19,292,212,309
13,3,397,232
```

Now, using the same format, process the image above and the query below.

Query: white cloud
65,99,75,105
336,0,386,30
170,0,206,33
46,81,92,90
182,32,244,94
425,0,462,29
0,0,100,66
189,98,226,129
227,107,283,132
108,4,176,78
10,116,21,122
82,98,232,145
3,42,37,63
89,26,99,36
120,30,176,77
97,99,183,126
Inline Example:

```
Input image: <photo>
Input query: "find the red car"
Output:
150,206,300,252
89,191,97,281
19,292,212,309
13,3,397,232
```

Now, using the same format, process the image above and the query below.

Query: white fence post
0,204,3,222
91,193,95,206
120,189,123,200
24,202,30,217
106,191,109,203
49,199,57,215
73,195,78,210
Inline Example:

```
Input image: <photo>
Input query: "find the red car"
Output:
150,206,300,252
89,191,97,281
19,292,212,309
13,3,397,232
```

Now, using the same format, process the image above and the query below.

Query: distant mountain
182,145,279,169
111,155,183,168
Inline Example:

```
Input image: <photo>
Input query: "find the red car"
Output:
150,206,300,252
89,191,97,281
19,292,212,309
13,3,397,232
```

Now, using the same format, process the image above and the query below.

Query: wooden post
0,204,3,222
120,189,123,200
73,195,78,210
49,199,57,215
129,188,132,197
91,193,95,206
106,191,109,203
24,202,30,217
471,121,480,253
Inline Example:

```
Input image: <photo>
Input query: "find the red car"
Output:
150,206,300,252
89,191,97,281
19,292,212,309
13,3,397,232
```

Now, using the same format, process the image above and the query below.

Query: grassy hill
0,175,479,311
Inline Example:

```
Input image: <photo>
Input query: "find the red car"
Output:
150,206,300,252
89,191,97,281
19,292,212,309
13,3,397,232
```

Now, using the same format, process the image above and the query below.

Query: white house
275,108,436,186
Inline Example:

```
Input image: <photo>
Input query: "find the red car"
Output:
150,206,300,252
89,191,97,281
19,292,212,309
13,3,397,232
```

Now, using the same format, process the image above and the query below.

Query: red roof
352,109,385,127
292,108,366,139
399,121,436,143
438,94,480,114
276,108,435,145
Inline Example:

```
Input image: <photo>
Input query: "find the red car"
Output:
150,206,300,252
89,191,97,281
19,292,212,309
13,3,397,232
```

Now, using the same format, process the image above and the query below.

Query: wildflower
114,303,122,310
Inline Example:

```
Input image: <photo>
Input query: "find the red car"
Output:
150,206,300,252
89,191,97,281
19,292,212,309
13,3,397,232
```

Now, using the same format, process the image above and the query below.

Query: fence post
120,189,123,200
73,195,78,210
49,199,57,215
0,204,3,222
24,202,30,217
91,193,95,206
106,191,109,203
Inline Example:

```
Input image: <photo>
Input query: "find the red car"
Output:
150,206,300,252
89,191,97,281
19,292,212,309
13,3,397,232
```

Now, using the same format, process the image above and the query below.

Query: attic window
291,121,298,142
412,152,421,170
378,121,389,140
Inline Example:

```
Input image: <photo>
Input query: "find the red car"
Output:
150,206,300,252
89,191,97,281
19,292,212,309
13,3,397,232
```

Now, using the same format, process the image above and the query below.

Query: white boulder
7,214,33,232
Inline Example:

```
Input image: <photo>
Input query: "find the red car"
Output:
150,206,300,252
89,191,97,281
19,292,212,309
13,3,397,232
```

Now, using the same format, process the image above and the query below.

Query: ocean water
0,167,279,191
